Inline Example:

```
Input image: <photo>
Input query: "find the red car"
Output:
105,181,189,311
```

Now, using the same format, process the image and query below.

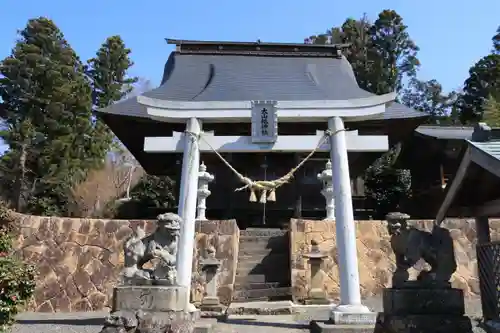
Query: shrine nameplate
251,100,278,144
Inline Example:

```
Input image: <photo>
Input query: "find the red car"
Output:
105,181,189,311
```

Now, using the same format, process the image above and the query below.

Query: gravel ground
10,297,486,333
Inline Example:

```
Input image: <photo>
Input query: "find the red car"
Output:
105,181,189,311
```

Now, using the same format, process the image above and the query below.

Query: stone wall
289,218,491,303
191,220,239,306
10,211,239,312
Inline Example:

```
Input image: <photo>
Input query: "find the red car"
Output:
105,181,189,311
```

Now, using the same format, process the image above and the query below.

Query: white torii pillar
176,117,201,312
328,116,372,320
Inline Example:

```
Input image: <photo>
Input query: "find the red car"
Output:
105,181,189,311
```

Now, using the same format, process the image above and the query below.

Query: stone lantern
196,162,214,221
200,246,223,313
317,160,334,220
303,239,330,304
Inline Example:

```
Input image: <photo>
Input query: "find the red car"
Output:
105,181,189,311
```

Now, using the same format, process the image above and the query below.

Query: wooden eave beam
456,197,500,218
435,146,472,225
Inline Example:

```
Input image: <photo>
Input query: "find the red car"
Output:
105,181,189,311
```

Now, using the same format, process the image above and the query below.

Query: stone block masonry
7,210,239,312
290,218,495,303
5,209,494,312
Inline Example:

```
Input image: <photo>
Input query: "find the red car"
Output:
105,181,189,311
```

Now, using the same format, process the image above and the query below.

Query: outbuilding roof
435,124,500,221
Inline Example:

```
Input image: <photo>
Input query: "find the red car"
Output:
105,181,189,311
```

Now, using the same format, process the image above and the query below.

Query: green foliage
458,27,500,124
100,174,176,219
458,54,500,124
0,17,97,214
365,145,411,218
482,95,500,126
86,35,138,153
0,19,138,216
401,78,458,124
307,10,419,95
306,15,373,91
130,175,176,209
0,225,36,332
493,26,499,54
367,9,420,94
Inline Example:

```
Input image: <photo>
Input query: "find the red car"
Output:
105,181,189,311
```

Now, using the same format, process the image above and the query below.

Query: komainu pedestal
100,213,201,333
375,213,473,333
101,286,199,333
377,284,472,333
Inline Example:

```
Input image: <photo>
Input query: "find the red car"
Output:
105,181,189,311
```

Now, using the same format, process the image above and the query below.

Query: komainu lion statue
121,213,182,286
386,212,457,288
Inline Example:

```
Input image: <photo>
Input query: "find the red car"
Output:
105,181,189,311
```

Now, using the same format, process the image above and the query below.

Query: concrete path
11,312,310,333
10,297,485,333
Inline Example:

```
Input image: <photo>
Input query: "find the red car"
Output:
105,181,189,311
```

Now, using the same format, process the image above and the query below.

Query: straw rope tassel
259,190,268,203
249,189,257,202
190,129,343,203
267,189,276,202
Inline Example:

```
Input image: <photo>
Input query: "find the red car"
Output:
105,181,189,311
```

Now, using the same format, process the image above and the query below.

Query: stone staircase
232,228,292,302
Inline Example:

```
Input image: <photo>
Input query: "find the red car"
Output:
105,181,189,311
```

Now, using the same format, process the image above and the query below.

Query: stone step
234,282,289,290
240,228,288,237
232,287,292,301
239,235,288,243
237,245,288,255
238,240,289,250
237,253,289,264
234,274,291,284
238,247,288,255
235,268,290,278
237,248,276,256
237,256,290,266
239,252,287,257
226,300,295,315
232,296,270,302
235,263,290,275
235,267,265,275
234,274,266,284
236,263,289,271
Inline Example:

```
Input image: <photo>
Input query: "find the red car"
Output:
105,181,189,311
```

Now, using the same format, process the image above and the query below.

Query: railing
477,241,500,320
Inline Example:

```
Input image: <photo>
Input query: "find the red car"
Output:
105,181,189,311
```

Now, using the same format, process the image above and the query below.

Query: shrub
365,143,412,219
0,215,36,332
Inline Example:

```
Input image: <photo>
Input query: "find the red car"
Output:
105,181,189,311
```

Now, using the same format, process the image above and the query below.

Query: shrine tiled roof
379,102,426,120
102,51,425,120
148,53,374,101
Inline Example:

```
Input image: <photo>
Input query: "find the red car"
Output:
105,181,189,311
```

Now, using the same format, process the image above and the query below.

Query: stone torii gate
139,93,394,317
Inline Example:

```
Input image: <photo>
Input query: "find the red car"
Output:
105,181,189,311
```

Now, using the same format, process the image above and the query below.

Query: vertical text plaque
251,100,278,144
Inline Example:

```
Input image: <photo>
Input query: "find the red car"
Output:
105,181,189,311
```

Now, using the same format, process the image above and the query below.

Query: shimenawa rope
185,129,344,203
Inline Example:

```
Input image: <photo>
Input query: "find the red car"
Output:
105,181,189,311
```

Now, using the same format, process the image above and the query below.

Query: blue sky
0,0,499,152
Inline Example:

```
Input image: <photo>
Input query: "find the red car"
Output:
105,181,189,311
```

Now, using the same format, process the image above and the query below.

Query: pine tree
307,10,420,96
86,35,138,154
0,17,101,214
367,10,420,95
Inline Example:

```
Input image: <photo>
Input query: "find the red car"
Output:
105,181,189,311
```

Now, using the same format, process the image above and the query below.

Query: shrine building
97,39,427,228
